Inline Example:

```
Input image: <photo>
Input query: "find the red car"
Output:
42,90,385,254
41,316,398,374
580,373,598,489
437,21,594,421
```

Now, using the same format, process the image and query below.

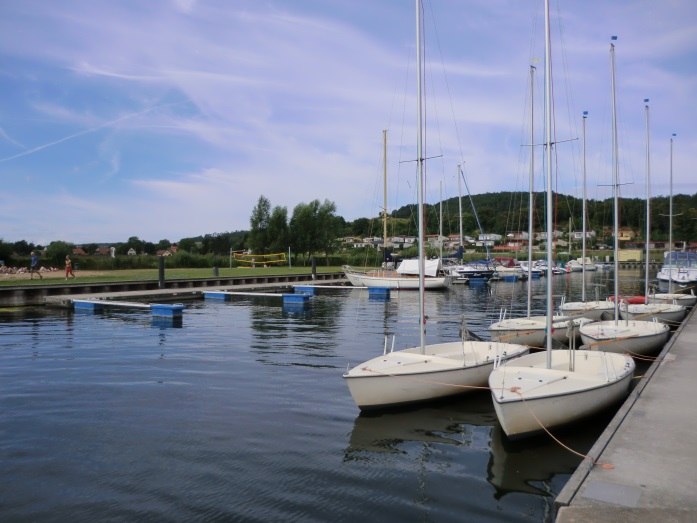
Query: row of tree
2,191,695,268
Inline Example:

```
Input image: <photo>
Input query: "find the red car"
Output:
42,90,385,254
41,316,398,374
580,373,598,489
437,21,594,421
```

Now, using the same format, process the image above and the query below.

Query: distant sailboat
343,0,528,411
559,111,613,320
342,130,450,290
489,63,588,347
578,40,670,355
650,134,697,307
620,100,686,325
489,13,635,439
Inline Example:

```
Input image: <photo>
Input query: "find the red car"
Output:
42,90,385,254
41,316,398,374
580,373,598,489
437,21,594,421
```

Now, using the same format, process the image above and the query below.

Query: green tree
289,199,340,263
45,241,74,266
178,238,199,253
249,195,271,253
156,239,172,252
267,206,289,253
0,239,14,266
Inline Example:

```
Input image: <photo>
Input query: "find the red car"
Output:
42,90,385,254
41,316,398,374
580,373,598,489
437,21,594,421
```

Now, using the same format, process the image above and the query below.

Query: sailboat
619,101,686,325
488,11,635,439
488,64,589,347
559,111,614,320
578,40,670,355
343,131,451,290
343,0,529,411
650,134,697,307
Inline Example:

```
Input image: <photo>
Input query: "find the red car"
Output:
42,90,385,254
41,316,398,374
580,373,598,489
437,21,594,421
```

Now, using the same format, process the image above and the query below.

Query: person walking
29,251,42,279
65,255,75,280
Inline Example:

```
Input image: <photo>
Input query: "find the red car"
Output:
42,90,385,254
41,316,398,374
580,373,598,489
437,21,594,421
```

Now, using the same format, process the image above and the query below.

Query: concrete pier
555,305,697,522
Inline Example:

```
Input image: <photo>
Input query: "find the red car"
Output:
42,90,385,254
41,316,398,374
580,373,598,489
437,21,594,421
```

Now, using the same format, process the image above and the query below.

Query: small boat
558,298,614,321
342,259,450,290
489,314,590,348
489,349,634,439
344,1,529,411
618,302,686,325
648,291,696,308
489,21,635,439
578,63,670,357
566,257,597,272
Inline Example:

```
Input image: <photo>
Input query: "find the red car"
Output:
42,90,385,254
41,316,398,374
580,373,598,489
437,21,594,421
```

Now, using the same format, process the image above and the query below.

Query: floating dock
555,304,697,522
72,299,185,317
203,290,311,306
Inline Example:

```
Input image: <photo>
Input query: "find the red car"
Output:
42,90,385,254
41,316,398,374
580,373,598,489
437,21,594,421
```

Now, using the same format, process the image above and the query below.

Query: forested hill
381,191,697,242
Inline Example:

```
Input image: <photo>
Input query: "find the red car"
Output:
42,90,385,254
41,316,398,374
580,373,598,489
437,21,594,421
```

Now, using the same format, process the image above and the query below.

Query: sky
1,0,696,245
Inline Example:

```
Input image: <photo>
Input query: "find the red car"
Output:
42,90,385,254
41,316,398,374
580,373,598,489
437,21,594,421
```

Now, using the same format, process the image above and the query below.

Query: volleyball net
232,252,287,267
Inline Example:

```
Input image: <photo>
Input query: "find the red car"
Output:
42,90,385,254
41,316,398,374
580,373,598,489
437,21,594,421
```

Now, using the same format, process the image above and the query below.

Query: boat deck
555,304,697,522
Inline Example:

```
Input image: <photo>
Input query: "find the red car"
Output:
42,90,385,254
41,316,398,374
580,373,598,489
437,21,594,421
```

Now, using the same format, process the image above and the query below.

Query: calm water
0,270,647,522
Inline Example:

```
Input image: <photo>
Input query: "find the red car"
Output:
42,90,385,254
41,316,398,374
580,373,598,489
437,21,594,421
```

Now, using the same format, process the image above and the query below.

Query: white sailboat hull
619,303,686,324
579,319,670,355
649,293,697,308
488,316,590,348
559,300,614,321
344,341,529,410
489,350,635,438
343,266,450,290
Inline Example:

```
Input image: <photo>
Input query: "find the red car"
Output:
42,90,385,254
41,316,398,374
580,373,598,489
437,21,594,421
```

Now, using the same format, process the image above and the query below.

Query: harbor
0,270,694,521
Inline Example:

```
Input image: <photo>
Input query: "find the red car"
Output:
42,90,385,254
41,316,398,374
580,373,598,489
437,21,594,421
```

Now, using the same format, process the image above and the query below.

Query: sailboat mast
668,133,675,294
544,0,553,362
439,182,443,260
582,111,588,302
416,0,426,351
527,64,535,318
644,100,651,300
458,164,463,253
383,129,388,259
610,37,620,324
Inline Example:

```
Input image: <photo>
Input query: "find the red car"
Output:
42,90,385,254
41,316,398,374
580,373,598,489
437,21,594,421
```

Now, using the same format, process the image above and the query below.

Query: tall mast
527,64,535,318
416,0,426,351
610,36,619,324
668,133,675,294
382,129,388,259
644,100,651,300
440,182,445,259
544,0,553,363
581,111,588,302
457,164,463,255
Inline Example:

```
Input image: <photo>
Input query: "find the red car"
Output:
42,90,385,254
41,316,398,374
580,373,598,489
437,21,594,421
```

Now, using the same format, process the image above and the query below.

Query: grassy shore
0,266,345,287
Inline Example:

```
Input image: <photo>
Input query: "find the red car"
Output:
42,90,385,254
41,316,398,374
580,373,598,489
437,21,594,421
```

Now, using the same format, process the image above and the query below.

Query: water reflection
344,392,496,461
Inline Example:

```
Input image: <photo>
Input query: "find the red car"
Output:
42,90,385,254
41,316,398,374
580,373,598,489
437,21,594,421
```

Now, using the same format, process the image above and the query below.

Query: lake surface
0,270,647,522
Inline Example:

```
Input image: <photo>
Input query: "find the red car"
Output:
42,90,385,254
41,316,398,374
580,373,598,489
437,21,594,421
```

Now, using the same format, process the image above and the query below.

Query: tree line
2,191,695,269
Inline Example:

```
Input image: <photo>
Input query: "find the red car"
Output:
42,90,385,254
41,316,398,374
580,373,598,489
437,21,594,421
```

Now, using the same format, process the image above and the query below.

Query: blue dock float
282,293,311,305
293,286,316,296
203,290,287,301
151,303,185,318
368,287,390,300
71,299,184,318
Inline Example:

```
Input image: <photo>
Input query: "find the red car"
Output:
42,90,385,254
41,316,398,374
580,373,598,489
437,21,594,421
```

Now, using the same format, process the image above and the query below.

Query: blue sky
1,0,695,245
